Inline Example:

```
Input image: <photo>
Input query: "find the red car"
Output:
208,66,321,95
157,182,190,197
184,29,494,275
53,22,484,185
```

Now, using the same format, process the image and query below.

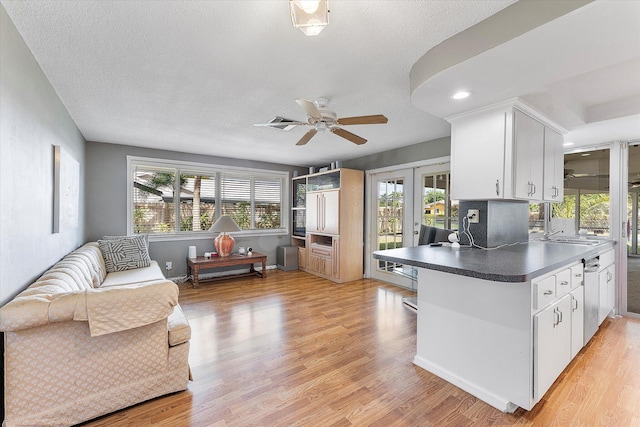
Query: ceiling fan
254,97,388,146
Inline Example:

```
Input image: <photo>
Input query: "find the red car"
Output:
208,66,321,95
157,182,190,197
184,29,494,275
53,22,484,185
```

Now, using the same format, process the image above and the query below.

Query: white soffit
410,0,640,141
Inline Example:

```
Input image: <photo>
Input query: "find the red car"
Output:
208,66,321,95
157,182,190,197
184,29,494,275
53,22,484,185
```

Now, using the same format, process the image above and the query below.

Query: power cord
461,215,528,251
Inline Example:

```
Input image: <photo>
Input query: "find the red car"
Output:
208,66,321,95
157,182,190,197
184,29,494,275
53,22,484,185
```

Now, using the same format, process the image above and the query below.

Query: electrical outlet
165,261,172,270
467,209,480,224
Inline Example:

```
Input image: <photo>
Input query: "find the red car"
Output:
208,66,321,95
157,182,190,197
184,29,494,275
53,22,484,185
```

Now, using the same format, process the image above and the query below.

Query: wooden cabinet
307,190,339,234
292,168,363,283
449,99,566,202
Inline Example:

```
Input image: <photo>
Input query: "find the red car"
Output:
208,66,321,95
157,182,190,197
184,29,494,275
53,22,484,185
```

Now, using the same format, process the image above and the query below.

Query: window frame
127,156,289,242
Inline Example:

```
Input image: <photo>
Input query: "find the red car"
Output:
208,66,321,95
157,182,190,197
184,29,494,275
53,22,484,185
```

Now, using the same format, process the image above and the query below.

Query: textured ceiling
1,0,515,166
3,0,639,168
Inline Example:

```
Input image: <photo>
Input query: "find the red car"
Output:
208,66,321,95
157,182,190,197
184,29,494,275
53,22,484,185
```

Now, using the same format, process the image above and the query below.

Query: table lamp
209,215,241,257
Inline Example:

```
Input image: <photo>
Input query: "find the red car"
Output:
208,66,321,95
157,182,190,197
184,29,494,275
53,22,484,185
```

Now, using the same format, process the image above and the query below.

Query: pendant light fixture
289,0,329,36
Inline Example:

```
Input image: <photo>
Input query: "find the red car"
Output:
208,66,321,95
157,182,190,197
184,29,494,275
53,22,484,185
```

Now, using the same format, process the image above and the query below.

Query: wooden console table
186,252,267,288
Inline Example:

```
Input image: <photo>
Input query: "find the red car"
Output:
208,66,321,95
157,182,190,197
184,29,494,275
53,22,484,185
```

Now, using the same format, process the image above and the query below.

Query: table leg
192,265,199,288
261,258,267,278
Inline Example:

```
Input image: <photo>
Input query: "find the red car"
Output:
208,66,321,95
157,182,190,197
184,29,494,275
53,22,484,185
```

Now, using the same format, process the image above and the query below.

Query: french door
368,163,452,289
369,169,415,288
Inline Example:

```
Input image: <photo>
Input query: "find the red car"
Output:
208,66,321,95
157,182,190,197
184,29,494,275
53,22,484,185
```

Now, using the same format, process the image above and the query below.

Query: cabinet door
322,190,340,235
513,110,545,200
450,111,507,200
534,294,572,402
543,127,564,201
570,287,584,359
599,264,615,322
307,193,320,232
598,265,615,324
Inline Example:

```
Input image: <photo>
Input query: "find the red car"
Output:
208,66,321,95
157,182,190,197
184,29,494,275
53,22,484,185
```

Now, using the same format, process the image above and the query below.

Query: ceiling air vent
268,116,298,131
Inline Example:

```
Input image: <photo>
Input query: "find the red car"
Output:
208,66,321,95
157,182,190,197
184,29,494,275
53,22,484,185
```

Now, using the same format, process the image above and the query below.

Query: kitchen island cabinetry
373,239,613,412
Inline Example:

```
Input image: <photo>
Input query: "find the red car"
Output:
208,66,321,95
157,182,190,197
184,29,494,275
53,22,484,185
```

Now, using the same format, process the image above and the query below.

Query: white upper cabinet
543,127,564,202
513,110,544,201
449,99,566,201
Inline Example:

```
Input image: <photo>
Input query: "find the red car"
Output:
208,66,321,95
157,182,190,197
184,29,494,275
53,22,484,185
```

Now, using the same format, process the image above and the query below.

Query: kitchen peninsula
373,239,614,412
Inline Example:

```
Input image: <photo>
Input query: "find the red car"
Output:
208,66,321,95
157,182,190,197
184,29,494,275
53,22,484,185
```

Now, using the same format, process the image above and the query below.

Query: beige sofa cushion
0,279,179,335
64,242,107,286
168,304,191,346
100,260,164,287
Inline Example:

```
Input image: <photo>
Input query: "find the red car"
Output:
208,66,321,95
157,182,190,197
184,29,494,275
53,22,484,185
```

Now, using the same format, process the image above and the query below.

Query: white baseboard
412,355,519,413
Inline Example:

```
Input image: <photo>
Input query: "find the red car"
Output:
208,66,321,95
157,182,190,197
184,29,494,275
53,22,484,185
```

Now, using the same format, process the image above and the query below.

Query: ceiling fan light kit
254,97,388,146
289,0,329,36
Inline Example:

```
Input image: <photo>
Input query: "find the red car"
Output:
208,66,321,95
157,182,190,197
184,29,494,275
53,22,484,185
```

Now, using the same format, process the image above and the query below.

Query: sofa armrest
0,279,178,335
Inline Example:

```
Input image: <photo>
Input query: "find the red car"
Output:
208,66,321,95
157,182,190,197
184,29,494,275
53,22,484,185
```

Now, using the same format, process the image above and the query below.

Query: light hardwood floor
82,270,640,426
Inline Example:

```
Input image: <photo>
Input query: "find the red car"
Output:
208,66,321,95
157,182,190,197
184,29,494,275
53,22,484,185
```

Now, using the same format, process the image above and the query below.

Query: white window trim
127,156,290,241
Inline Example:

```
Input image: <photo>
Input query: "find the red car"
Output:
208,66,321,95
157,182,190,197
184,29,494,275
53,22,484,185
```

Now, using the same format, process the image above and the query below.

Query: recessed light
452,91,471,100
563,141,574,147
581,153,591,157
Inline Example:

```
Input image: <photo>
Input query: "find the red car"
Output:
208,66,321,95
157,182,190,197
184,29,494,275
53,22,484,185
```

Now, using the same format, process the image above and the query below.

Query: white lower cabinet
532,262,585,403
570,286,584,359
598,263,615,324
534,294,572,402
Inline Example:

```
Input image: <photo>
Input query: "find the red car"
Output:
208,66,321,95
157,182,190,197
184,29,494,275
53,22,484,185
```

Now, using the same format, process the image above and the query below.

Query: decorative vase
214,233,235,257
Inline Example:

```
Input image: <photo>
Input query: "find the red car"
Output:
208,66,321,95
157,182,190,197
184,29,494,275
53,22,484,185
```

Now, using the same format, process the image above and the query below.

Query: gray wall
0,5,86,305
85,141,299,277
343,136,450,170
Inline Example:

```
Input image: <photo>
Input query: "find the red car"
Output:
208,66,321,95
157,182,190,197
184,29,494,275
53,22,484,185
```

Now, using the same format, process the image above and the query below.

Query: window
128,157,288,239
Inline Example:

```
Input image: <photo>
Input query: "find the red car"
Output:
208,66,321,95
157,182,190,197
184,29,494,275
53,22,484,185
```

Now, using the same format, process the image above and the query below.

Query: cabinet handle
496,180,500,196
543,290,553,295
573,296,579,312
560,280,569,287
558,308,563,324
527,181,532,196
553,308,559,327
531,182,536,196
607,271,612,282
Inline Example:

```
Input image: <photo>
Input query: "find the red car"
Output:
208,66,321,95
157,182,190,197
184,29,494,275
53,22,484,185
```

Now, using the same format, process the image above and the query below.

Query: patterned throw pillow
98,235,151,273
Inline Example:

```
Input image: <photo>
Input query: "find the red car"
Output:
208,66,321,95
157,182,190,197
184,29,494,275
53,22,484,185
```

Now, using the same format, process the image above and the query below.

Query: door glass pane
376,178,405,274
627,144,640,314
421,173,456,230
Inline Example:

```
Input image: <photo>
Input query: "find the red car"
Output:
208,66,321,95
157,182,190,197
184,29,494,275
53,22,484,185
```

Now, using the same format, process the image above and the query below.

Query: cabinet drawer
570,264,583,289
310,243,332,258
556,269,571,298
600,249,614,267
533,276,556,310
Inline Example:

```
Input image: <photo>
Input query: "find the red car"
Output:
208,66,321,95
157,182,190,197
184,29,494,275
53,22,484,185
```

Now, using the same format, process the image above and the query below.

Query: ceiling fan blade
296,129,318,146
295,98,323,121
336,115,388,125
331,127,367,145
253,121,306,127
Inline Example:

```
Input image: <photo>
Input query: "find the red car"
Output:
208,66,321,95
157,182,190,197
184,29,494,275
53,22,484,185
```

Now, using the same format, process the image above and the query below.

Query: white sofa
0,241,191,427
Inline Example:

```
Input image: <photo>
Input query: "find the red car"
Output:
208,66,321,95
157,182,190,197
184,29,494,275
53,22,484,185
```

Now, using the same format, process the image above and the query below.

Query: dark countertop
372,240,615,282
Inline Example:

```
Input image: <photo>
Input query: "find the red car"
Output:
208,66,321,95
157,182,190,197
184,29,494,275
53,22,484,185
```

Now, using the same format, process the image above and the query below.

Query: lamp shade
290,0,329,36
209,216,241,257
208,215,241,233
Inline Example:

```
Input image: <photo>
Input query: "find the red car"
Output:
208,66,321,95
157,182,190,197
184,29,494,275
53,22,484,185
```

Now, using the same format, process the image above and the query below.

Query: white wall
0,5,86,305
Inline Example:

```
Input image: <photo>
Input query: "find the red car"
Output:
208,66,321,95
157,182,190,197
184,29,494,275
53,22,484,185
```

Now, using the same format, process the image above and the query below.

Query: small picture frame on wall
53,145,80,233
